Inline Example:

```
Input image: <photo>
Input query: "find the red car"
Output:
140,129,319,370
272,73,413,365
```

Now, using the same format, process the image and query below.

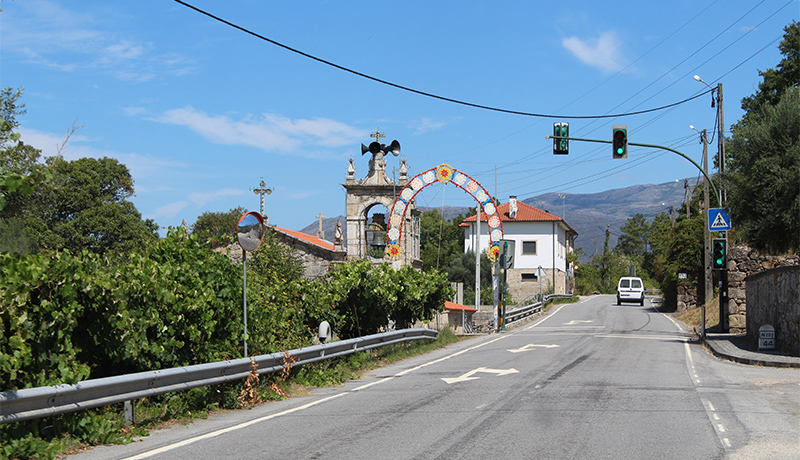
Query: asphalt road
71,296,800,460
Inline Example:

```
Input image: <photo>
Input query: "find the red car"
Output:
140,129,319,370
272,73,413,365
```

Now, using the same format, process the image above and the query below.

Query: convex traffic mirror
236,211,264,252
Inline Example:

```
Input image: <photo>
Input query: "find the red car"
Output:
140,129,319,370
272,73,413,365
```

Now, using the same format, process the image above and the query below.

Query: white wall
463,220,568,271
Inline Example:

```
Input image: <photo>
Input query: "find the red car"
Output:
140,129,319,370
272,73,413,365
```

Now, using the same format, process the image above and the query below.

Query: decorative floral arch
386,164,503,262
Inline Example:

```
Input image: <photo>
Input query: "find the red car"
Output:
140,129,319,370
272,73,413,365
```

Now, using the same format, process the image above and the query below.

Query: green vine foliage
314,260,453,338
1,228,453,458
245,229,329,355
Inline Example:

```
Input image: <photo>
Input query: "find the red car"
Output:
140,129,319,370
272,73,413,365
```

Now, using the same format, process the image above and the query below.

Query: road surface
71,295,800,459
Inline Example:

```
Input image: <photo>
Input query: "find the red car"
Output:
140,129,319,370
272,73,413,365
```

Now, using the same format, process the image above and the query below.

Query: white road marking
595,334,689,341
442,367,520,384
121,392,347,460
121,334,513,459
507,343,560,353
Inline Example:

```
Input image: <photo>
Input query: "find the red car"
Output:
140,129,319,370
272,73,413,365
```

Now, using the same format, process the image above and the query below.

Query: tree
616,213,650,256
26,157,159,254
419,210,466,272
192,206,247,248
1,89,155,254
443,250,493,305
725,22,800,254
0,87,51,214
740,21,799,116
725,88,800,253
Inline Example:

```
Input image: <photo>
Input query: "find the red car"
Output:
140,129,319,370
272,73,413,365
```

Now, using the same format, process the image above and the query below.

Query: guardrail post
123,400,135,425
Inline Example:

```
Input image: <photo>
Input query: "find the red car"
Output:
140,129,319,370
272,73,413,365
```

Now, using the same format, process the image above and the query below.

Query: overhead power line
173,0,713,120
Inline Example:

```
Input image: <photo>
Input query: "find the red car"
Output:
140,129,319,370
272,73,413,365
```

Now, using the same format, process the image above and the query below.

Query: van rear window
620,280,630,288
632,279,642,288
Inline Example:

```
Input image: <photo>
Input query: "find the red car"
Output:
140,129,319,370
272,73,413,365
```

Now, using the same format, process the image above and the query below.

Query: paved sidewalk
700,331,800,368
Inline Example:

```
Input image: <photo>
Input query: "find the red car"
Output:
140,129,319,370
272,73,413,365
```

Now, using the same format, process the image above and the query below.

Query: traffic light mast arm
546,135,720,206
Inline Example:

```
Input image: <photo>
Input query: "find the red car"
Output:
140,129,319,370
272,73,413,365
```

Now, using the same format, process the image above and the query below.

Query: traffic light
500,240,515,269
612,125,628,159
712,238,727,270
553,122,569,155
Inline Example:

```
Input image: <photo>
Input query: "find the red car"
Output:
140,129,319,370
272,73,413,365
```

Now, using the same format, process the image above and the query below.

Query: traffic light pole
546,135,720,206
549,133,729,332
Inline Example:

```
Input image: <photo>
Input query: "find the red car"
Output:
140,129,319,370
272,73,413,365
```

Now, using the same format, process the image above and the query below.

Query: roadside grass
546,296,580,307
675,296,720,329
12,327,463,460
290,326,461,389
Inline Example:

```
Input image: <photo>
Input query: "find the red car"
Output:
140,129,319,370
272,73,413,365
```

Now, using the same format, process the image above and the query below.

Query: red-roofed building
460,197,577,301
443,301,478,333
271,226,346,280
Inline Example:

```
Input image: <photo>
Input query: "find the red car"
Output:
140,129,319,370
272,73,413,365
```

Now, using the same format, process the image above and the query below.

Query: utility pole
716,82,729,333
701,130,711,304
717,83,726,207
684,179,691,219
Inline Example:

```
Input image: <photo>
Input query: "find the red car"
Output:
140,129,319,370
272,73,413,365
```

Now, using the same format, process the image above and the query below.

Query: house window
521,273,538,282
522,241,537,255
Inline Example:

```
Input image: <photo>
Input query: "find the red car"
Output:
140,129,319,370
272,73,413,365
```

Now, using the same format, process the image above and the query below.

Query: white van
617,277,645,306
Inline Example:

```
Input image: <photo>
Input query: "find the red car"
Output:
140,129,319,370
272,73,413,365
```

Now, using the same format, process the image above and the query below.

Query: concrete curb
700,331,800,368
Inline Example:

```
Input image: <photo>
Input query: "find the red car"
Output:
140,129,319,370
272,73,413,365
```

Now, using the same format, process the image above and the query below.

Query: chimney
509,196,518,219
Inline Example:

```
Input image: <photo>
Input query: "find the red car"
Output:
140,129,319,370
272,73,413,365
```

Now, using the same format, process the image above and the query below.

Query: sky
2,0,797,236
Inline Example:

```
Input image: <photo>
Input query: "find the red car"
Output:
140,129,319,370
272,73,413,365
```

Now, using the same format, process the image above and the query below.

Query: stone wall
677,284,698,312
674,244,798,333
727,245,799,334
745,266,800,356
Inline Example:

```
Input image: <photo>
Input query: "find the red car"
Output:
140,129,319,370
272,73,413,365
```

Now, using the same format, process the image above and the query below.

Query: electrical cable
173,0,713,120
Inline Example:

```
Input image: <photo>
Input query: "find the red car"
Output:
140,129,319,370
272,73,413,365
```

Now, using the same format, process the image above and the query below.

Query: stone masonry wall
675,244,798,334
745,266,800,356
727,245,799,334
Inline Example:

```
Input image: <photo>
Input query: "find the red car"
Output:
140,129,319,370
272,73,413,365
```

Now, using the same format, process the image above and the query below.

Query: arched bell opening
364,203,389,259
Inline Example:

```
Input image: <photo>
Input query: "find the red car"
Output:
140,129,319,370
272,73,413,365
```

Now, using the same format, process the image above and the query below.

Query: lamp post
693,75,726,206
691,125,711,339
694,75,729,333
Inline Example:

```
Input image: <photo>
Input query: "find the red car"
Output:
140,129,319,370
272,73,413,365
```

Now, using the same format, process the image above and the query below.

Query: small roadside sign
709,208,732,231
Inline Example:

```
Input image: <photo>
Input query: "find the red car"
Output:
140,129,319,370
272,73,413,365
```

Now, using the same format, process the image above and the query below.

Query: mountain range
300,179,695,262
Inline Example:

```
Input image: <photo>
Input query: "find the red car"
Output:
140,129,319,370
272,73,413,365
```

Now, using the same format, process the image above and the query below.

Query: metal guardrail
505,294,575,325
0,328,437,425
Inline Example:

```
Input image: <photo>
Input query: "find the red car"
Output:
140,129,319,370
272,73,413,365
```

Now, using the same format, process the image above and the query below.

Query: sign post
237,211,265,357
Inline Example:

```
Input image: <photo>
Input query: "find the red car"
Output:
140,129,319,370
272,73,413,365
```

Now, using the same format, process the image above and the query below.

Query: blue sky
2,1,797,234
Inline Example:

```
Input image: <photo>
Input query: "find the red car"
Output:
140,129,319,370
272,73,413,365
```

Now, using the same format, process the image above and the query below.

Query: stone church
262,134,421,279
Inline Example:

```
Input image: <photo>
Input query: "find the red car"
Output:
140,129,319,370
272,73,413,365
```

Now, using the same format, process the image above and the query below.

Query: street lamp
693,75,726,206
693,74,729,333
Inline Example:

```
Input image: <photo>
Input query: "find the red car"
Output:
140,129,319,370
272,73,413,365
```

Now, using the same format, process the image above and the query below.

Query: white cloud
188,188,246,207
150,201,190,221
2,0,194,80
152,107,368,159
17,128,66,158
289,190,315,200
562,31,624,73
411,117,449,135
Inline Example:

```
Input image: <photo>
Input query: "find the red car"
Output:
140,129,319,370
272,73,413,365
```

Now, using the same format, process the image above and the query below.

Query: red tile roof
444,301,478,312
460,201,561,225
272,226,334,251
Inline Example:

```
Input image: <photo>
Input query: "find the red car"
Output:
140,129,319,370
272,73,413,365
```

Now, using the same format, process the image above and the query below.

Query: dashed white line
120,333,513,460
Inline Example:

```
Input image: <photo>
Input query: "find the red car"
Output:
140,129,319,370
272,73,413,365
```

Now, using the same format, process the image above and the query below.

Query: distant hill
300,179,693,262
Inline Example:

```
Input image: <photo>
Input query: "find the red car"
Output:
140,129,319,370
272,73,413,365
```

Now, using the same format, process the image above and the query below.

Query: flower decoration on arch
386,164,503,263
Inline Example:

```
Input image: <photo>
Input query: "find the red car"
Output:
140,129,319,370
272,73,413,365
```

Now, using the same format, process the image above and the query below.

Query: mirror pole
243,250,248,358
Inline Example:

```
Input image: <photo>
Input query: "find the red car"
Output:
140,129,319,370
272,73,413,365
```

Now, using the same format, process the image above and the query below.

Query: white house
460,197,577,302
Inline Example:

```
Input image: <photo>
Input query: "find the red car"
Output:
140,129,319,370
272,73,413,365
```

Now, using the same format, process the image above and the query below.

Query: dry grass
675,296,720,328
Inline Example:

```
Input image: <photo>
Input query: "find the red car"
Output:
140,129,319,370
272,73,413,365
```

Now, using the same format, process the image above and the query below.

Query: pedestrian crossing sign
708,208,732,231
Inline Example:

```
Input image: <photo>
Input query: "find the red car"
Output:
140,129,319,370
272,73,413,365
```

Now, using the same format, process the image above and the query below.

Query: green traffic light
612,125,627,158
